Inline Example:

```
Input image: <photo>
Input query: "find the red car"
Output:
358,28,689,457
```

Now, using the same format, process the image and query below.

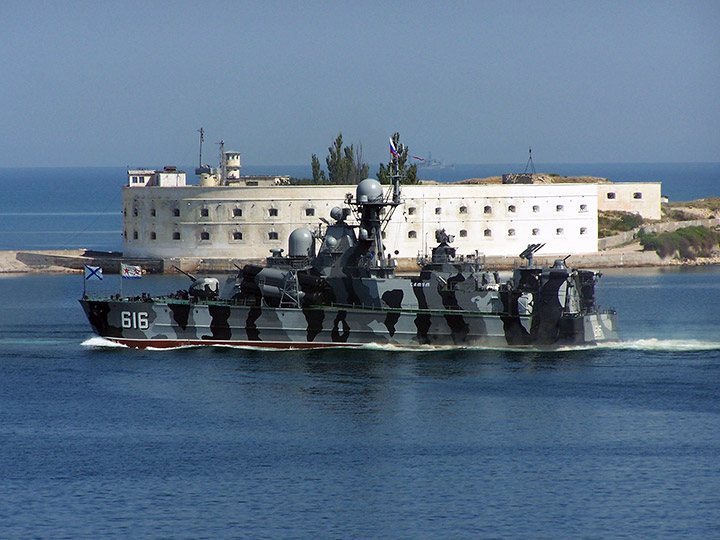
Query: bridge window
200,231,210,240
408,230,417,239
484,205,492,214
533,205,540,213
580,227,588,235
173,208,180,217
459,229,467,237
133,230,138,240
150,232,156,240
508,228,516,236
556,204,564,212
435,207,442,215
173,232,181,240
633,192,643,199
556,228,564,235
305,208,315,216
484,229,492,237
459,205,467,214
233,231,243,240
233,208,242,217
580,204,588,212
269,208,278,217
408,207,416,215
268,231,279,240
508,205,516,213
607,192,616,199
200,208,209,217
151,208,156,217
532,228,539,235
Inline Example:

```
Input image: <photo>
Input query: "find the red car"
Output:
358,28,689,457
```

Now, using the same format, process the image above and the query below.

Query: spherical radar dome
356,178,383,203
288,227,314,257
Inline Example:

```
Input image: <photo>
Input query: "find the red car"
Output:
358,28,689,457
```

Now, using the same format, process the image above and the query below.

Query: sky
1,0,719,167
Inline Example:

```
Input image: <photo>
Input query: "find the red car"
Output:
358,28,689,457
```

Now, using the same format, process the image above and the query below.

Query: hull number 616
121,311,149,330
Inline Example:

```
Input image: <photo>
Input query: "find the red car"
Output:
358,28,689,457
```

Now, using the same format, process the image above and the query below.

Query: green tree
311,154,327,183
325,133,369,184
377,132,419,184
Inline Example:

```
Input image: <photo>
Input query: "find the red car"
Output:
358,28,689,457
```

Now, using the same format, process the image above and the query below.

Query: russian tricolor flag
389,137,398,157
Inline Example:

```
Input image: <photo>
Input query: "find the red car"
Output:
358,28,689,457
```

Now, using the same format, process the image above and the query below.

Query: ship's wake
81,337,129,348
80,336,720,353
593,338,720,352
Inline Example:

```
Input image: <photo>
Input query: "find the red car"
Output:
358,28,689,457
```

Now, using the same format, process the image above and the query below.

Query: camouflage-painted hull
80,298,618,350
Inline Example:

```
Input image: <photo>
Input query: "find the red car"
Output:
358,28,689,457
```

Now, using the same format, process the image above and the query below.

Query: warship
80,161,618,350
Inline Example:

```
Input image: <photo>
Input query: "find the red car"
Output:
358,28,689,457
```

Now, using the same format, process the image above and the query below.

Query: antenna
197,128,204,167
218,140,226,183
524,147,536,174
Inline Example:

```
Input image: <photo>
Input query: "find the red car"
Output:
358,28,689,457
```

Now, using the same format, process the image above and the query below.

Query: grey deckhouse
81,149,618,349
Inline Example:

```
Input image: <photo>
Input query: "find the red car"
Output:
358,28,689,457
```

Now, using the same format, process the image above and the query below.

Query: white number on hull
121,311,149,330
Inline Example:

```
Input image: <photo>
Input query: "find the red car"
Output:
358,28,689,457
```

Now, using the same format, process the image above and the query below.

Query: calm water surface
0,268,719,539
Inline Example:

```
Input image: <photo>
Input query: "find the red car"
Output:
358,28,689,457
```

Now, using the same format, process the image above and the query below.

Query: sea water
0,268,719,539
0,163,718,252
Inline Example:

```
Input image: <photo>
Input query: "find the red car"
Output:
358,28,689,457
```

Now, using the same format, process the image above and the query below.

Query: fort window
556,228,564,235
173,208,180,217
556,204,564,212
484,205,492,214
233,231,243,240
305,208,315,216
459,229,467,237
173,232,181,240
508,205,516,213
268,231,279,240
200,208,209,217
532,228,540,236
150,232,156,240
580,227,588,235
233,208,242,217
269,208,278,217
633,192,643,199
408,230,417,239
484,229,492,237
459,205,467,214
607,192,616,199
580,204,588,212
200,231,210,240
508,228,515,236
435,207,442,215
533,205,540,213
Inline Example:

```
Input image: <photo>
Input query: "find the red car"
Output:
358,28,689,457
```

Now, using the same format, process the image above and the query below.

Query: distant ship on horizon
416,152,455,170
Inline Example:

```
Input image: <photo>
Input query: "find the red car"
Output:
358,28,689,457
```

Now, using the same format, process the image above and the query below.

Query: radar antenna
197,128,204,167
524,147,536,174
218,140,226,183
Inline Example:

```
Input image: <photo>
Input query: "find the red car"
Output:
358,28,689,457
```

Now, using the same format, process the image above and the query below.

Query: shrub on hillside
598,211,644,237
638,226,720,260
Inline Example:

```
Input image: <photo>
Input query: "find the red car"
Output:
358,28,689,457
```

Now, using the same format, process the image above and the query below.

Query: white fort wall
122,183,602,260
597,182,661,219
